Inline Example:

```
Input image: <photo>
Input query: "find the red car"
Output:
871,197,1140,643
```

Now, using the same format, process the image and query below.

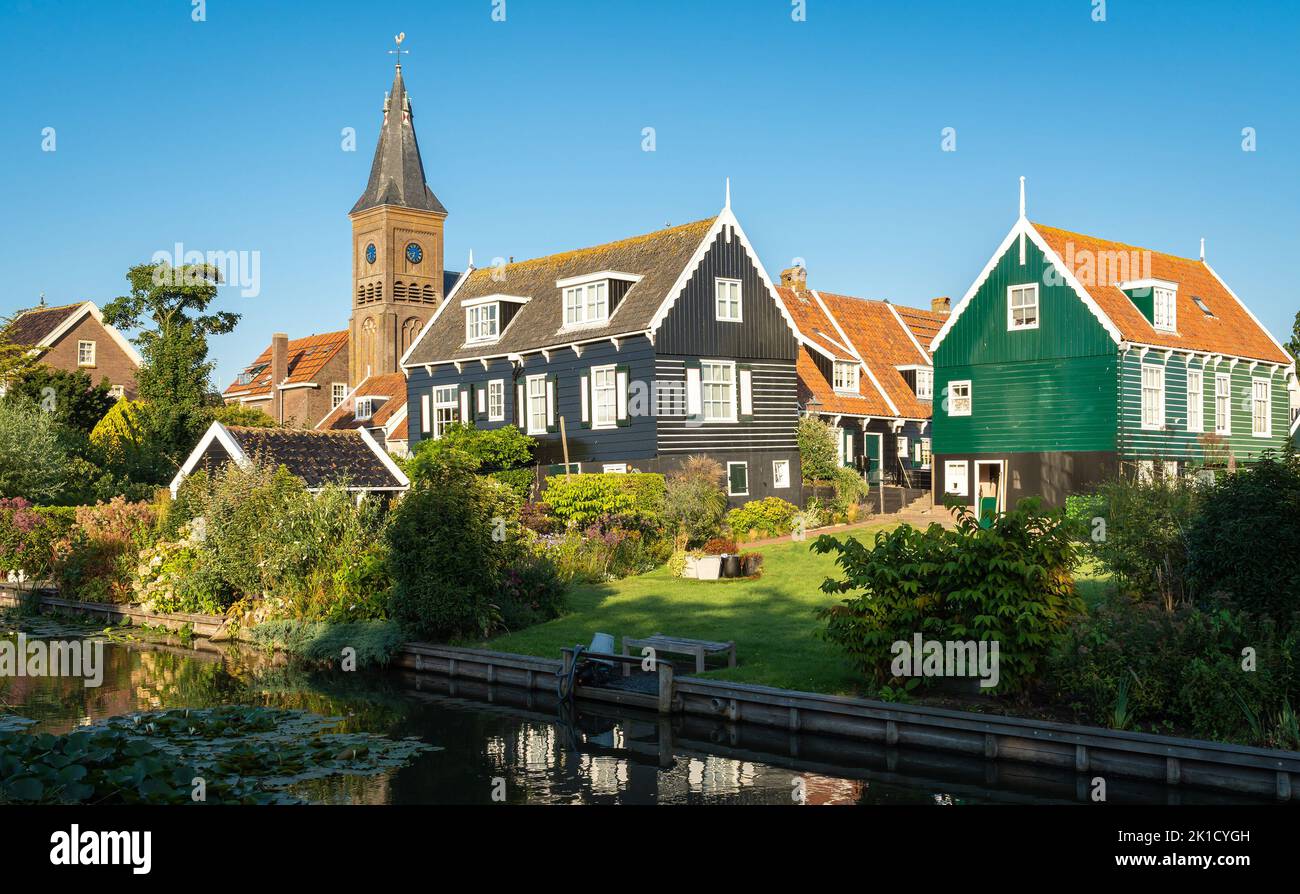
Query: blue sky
2,0,1297,385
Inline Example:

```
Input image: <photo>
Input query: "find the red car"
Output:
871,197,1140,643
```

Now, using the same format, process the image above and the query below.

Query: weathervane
388,32,409,66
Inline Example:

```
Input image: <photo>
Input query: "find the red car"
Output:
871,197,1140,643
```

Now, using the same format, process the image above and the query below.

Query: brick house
222,331,350,428
4,300,142,398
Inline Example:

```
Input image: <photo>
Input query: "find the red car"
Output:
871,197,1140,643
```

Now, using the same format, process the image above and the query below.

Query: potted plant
698,537,736,581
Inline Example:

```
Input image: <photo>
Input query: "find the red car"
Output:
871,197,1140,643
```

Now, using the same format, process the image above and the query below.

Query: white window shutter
580,373,590,425
421,394,430,434
546,378,556,427
616,368,629,421
476,387,486,416
459,387,470,421
686,366,702,417
739,366,753,417
517,382,526,427
845,430,854,464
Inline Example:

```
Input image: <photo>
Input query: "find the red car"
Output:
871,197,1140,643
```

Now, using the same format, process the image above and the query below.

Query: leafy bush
815,499,1084,694
1186,450,1300,621
131,524,230,614
831,466,870,512
0,401,74,504
540,512,672,583
542,474,635,527
1086,467,1200,612
247,619,407,667
0,499,75,581
496,550,568,630
1045,594,1300,746
406,422,535,498
726,497,798,541
797,415,839,482
51,498,156,603
701,537,738,555
663,457,727,547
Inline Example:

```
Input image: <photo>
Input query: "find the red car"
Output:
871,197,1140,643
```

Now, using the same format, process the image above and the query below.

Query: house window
700,361,736,422
715,278,742,322
915,368,934,400
602,463,628,474
1007,284,1039,331
1186,369,1203,433
1215,373,1231,434
564,281,608,326
948,380,972,416
331,383,347,409
1153,287,1177,332
772,459,790,489
527,375,548,435
917,438,932,468
77,340,96,366
488,380,505,421
108,384,125,400
944,460,969,496
433,385,458,438
1252,378,1272,437
833,361,859,393
727,461,749,497
592,365,617,429
1141,365,1165,430
897,436,909,458
355,398,374,421
465,303,499,342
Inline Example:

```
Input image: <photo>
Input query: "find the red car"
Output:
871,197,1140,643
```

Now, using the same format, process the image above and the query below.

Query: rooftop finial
724,176,731,211
1019,175,1026,219
468,248,475,268
1200,237,1205,261
38,291,45,307
389,31,408,68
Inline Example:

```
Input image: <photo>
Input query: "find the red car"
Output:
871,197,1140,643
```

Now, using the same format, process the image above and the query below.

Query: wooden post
657,661,674,714
559,416,571,474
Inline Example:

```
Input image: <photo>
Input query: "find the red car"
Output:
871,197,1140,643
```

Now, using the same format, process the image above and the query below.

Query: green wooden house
930,184,1297,513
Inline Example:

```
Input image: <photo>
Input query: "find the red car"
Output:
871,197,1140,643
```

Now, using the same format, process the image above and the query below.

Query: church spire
351,36,446,216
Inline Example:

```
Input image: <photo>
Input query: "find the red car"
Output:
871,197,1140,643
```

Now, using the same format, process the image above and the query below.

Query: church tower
348,55,447,385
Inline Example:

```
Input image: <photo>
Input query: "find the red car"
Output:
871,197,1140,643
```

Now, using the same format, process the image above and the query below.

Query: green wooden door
864,433,883,485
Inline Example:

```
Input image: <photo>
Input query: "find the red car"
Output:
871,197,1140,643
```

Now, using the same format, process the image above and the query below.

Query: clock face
405,242,423,264
365,243,376,264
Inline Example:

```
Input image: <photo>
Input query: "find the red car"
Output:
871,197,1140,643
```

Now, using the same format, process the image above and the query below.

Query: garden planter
722,555,742,578
696,556,722,581
682,555,700,579
740,554,763,577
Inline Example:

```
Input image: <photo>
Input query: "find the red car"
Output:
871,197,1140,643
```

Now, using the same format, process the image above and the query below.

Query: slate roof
225,426,404,490
223,331,349,399
1034,224,1292,365
4,302,85,346
317,372,407,431
404,217,717,366
352,63,446,215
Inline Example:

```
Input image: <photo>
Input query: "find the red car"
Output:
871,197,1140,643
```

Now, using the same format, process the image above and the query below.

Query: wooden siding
1118,351,1291,463
934,236,1118,455
654,357,798,454
655,227,798,361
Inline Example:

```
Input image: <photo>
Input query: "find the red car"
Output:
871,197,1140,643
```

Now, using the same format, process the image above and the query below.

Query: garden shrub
131,523,231,614
542,474,636,527
726,496,798,541
540,512,671,583
0,401,74,504
247,619,407,667
496,549,568,630
815,498,1084,695
52,498,156,603
797,415,839,483
701,537,737,555
406,422,536,498
663,457,727,547
0,499,75,580
1186,450,1300,621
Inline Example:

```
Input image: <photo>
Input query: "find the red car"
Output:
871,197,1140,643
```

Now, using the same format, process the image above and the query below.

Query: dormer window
833,361,859,393
915,368,934,400
1153,286,1177,332
355,398,374,421
465,303,500,343
563,281,608,326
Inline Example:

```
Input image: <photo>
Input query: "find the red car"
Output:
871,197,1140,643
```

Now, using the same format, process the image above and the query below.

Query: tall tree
102,263,240,476
0,311,39,385
1284,309,1300,363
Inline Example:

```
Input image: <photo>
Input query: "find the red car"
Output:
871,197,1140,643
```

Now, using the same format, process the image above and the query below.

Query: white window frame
915,368,934,400
108,384,125,400
917,438,932,469
591,364,618,430
563,281,609,327
944,460,969,496
433,385,458,439
465,303,500,343
1153,286,1177,333
833,361,859,394
602,463,628,474
1186,368,1203,433
77,340,96,366
1252,377,1272,438
488,379,505,421
1140,364,1165,431
726,461,749,497
772,459,790,489
700,360,737,423
714,277,743,322
526,374,548,435
1215,373,1232,435
896,435,909,458
1007,283,1039,331
948,380,972,417
331,382,348,410
355,397,374,421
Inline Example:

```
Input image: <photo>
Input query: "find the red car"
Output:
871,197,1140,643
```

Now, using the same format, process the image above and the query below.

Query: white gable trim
36,301,144,367
399,266,474,369
357,426,410,487
646,207,801,343
883,301,932,365
810,289,898,417
169,421,249,497
929,218,1124,353
1201,260,1294,365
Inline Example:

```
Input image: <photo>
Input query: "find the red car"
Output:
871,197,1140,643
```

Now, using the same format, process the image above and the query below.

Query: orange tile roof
894,303,947,348
224,331,349,398
317,372,407,431
818,292,934,420
388,415,409,442
796,346,894,417
777,287,857,361
1034,224,1291,365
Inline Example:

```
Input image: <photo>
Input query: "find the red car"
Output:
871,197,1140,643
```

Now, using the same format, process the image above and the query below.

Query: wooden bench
622,634,736,675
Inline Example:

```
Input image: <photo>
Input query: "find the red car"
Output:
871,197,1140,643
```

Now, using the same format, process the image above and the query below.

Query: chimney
271,333,288,424
780,265,808,293
931,296,951,315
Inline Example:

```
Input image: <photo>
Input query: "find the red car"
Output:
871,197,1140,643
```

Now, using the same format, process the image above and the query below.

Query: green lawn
479,524,1114,697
